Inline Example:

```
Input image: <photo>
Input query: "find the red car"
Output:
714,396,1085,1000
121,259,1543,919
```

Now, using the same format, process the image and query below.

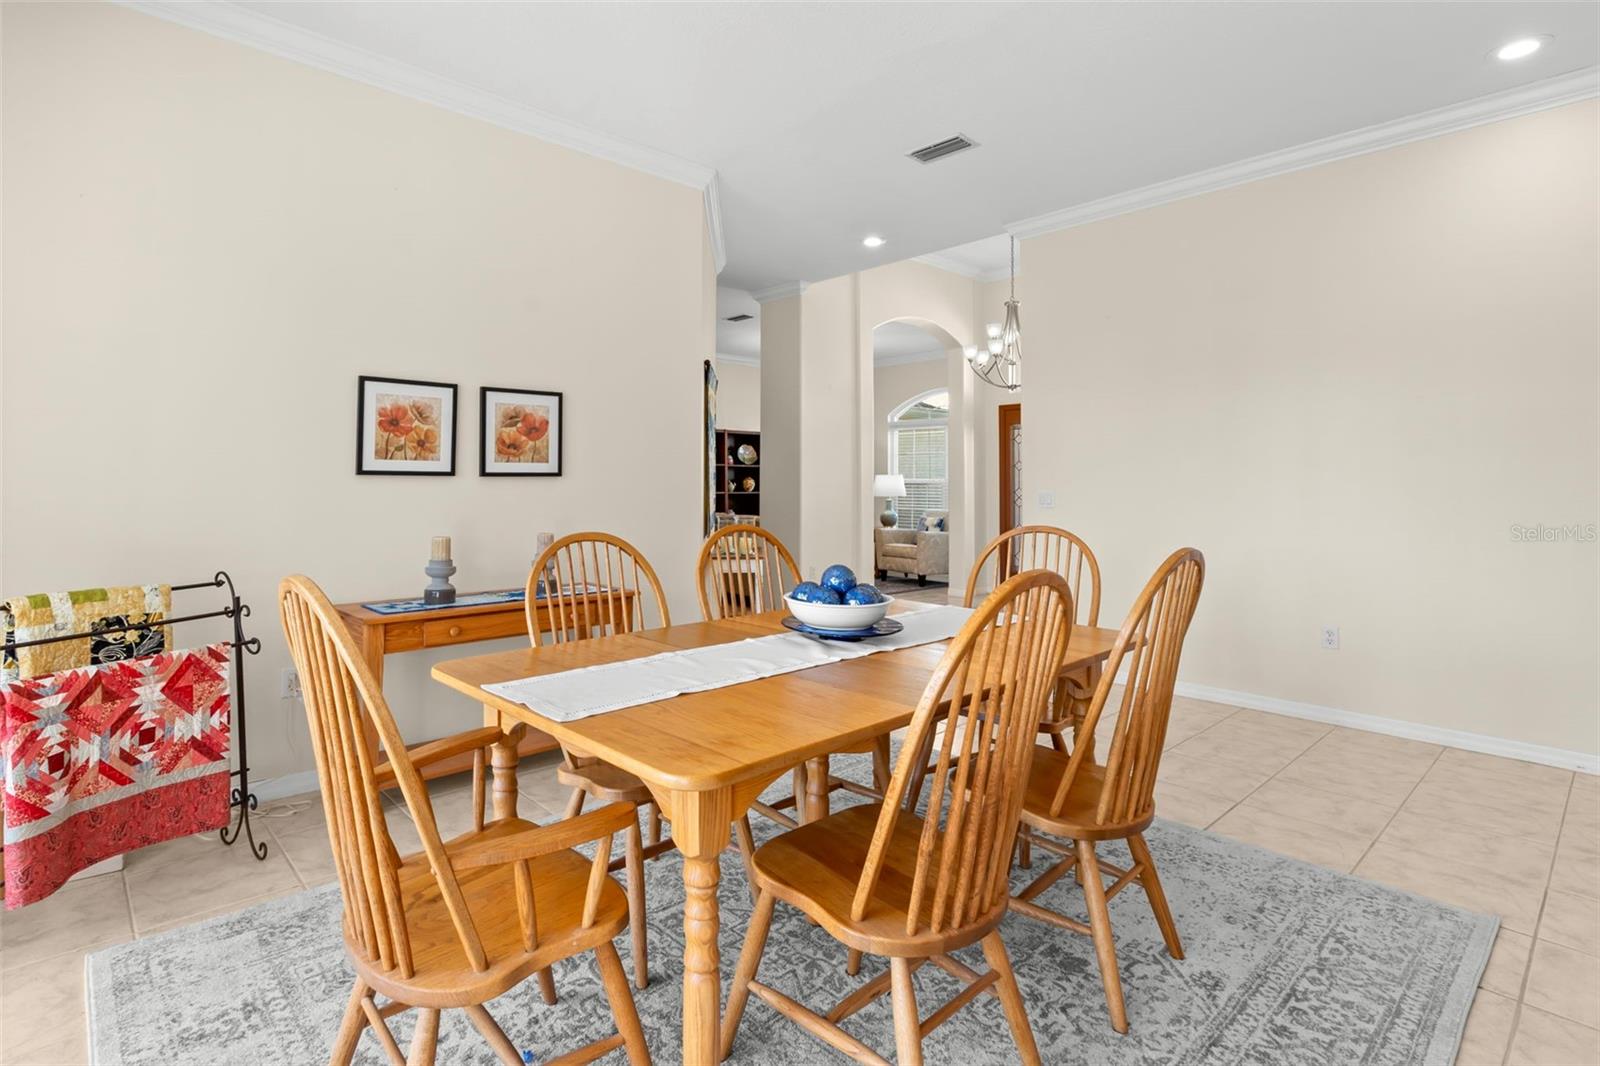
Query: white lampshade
873,473,907,497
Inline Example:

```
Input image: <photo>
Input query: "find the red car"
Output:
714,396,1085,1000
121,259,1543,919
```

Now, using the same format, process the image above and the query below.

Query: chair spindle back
278,575,489,979
695,524,800,620
966,525,1101,627
860,569,1075,937
527,532,670,646
1048,548,1205,827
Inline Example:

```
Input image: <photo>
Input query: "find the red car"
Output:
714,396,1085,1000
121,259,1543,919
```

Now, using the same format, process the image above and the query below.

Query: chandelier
965,236,1022,391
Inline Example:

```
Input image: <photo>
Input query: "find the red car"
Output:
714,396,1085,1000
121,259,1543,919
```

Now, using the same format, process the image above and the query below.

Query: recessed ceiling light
862,235,886,249
1495,36,1548,61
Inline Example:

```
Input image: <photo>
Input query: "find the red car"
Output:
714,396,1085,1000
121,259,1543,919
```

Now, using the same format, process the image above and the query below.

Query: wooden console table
335,590,564,779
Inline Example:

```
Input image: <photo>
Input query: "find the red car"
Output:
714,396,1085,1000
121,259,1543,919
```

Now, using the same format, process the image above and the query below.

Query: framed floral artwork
356,376,457,475
480,387,563,476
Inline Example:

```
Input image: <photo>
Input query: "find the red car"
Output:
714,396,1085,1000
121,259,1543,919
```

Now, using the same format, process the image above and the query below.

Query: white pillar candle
431,535,451,561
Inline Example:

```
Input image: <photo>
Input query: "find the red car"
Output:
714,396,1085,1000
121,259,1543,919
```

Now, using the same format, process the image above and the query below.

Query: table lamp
873,473,908,528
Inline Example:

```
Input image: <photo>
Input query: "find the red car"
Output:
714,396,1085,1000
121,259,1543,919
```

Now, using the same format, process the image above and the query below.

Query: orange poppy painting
493,402,550,463
358,376,457,475
375,394,442,461
480,387,562,476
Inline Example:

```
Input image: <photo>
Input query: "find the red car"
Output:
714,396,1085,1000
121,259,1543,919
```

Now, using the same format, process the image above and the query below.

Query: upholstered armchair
874,511,950,585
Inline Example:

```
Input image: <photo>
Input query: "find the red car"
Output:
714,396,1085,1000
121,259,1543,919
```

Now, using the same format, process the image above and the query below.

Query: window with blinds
888,390,949,531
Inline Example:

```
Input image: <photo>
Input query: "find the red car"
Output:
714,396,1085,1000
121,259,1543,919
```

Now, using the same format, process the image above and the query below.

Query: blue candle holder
424,556,457,605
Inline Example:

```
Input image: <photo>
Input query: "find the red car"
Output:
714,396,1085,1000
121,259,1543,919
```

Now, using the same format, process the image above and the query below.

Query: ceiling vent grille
908,134,976,164
723,313,753,322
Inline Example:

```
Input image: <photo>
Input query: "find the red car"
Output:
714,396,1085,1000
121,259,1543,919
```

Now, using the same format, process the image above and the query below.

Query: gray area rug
88,760,1494,1066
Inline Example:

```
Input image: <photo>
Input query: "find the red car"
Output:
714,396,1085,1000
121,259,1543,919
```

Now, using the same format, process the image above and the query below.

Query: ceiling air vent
724,313,753,322
908,134,976,164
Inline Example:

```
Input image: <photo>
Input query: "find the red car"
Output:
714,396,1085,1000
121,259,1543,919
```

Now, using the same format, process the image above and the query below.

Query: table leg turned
488,714,520,823
668,788,733,1065
805,756,830,825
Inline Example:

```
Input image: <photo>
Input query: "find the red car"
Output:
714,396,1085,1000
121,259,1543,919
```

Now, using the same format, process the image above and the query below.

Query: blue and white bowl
784,593,893,632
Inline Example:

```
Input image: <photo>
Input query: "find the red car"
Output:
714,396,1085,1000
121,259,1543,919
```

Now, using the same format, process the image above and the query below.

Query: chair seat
1019,746,1152,842
881,545,918,560
558,762,653,805
355,818,630,1009
751,803,1006,956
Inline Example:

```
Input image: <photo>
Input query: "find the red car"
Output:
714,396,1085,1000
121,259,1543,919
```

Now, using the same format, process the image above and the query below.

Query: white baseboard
1175,681,1599,776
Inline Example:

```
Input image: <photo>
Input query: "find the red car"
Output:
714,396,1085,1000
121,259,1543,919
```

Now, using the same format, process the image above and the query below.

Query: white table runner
484,604,974,723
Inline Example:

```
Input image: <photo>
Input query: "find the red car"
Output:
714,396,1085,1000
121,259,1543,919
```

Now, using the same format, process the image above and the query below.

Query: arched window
887,389,949,531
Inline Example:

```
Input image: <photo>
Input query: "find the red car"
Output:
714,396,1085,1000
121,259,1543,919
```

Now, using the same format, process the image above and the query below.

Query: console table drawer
422,611,528,647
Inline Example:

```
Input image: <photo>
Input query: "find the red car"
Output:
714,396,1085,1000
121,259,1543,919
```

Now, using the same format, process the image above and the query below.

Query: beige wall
1021,100,1598,759
758,295,804,561
2,3,715,785
713,360,760,432
796,275,863,579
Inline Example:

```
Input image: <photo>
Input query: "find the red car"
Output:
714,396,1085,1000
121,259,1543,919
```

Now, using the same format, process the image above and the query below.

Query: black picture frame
356,375,458,476
479,386,564,477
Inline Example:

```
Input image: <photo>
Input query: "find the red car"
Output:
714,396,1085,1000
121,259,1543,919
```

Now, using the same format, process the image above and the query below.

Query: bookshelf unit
715,428,761,519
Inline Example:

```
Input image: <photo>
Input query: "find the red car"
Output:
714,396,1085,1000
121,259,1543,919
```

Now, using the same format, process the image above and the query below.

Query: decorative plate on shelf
736,444,758,465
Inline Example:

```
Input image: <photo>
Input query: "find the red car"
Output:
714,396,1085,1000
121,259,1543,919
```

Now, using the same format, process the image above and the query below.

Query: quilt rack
2,571,267,860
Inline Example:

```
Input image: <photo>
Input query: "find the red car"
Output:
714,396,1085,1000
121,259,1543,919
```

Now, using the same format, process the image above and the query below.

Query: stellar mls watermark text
1510,523,1597,543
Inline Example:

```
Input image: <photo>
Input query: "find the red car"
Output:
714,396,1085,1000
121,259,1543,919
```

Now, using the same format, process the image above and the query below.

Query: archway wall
760,259,990,591
857,259,980,593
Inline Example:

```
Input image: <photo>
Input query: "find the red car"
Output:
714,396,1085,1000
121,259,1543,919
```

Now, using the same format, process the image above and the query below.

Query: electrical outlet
1320,626,1340,651
280,667,303,700
1037,491,1056,509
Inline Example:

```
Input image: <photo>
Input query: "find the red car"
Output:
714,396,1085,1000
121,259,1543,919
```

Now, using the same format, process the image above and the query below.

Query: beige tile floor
1,697,1595,1065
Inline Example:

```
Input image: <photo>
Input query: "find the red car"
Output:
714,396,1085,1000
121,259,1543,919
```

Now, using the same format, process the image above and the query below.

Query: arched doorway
867,318,965,598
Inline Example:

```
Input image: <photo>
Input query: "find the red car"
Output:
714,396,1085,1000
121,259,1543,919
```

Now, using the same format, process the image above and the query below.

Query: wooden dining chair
965,525,1102,754
1006,547,1205,1034
696,522,800,622
525,532,673,990
531,532,767,986
278,575,649,1066
695,524,893,838
963,525,1103,868
721,569,1076,1066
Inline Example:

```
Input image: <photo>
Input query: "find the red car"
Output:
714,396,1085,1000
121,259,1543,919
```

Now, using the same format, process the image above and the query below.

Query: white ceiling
176,3,1594,291
716,288,946,367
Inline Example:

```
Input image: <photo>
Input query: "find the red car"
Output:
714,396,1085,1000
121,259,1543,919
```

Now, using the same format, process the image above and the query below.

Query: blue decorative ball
820,564,857,597
844,584,884,605
817,587,844,605
789,581,829,603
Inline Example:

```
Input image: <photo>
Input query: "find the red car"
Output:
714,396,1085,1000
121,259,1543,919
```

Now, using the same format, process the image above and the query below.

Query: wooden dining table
432,602,1121,1065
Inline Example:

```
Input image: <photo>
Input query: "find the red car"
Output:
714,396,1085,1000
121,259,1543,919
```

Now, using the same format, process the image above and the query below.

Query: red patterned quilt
1,644,232,908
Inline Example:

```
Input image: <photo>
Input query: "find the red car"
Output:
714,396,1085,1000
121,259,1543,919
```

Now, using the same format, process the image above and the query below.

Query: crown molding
1008,66,1600,240
703,174,727,275
912,252,1016,285
910,251,981,279
119,1,726,271
751,281,808,303
714,351,760,368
